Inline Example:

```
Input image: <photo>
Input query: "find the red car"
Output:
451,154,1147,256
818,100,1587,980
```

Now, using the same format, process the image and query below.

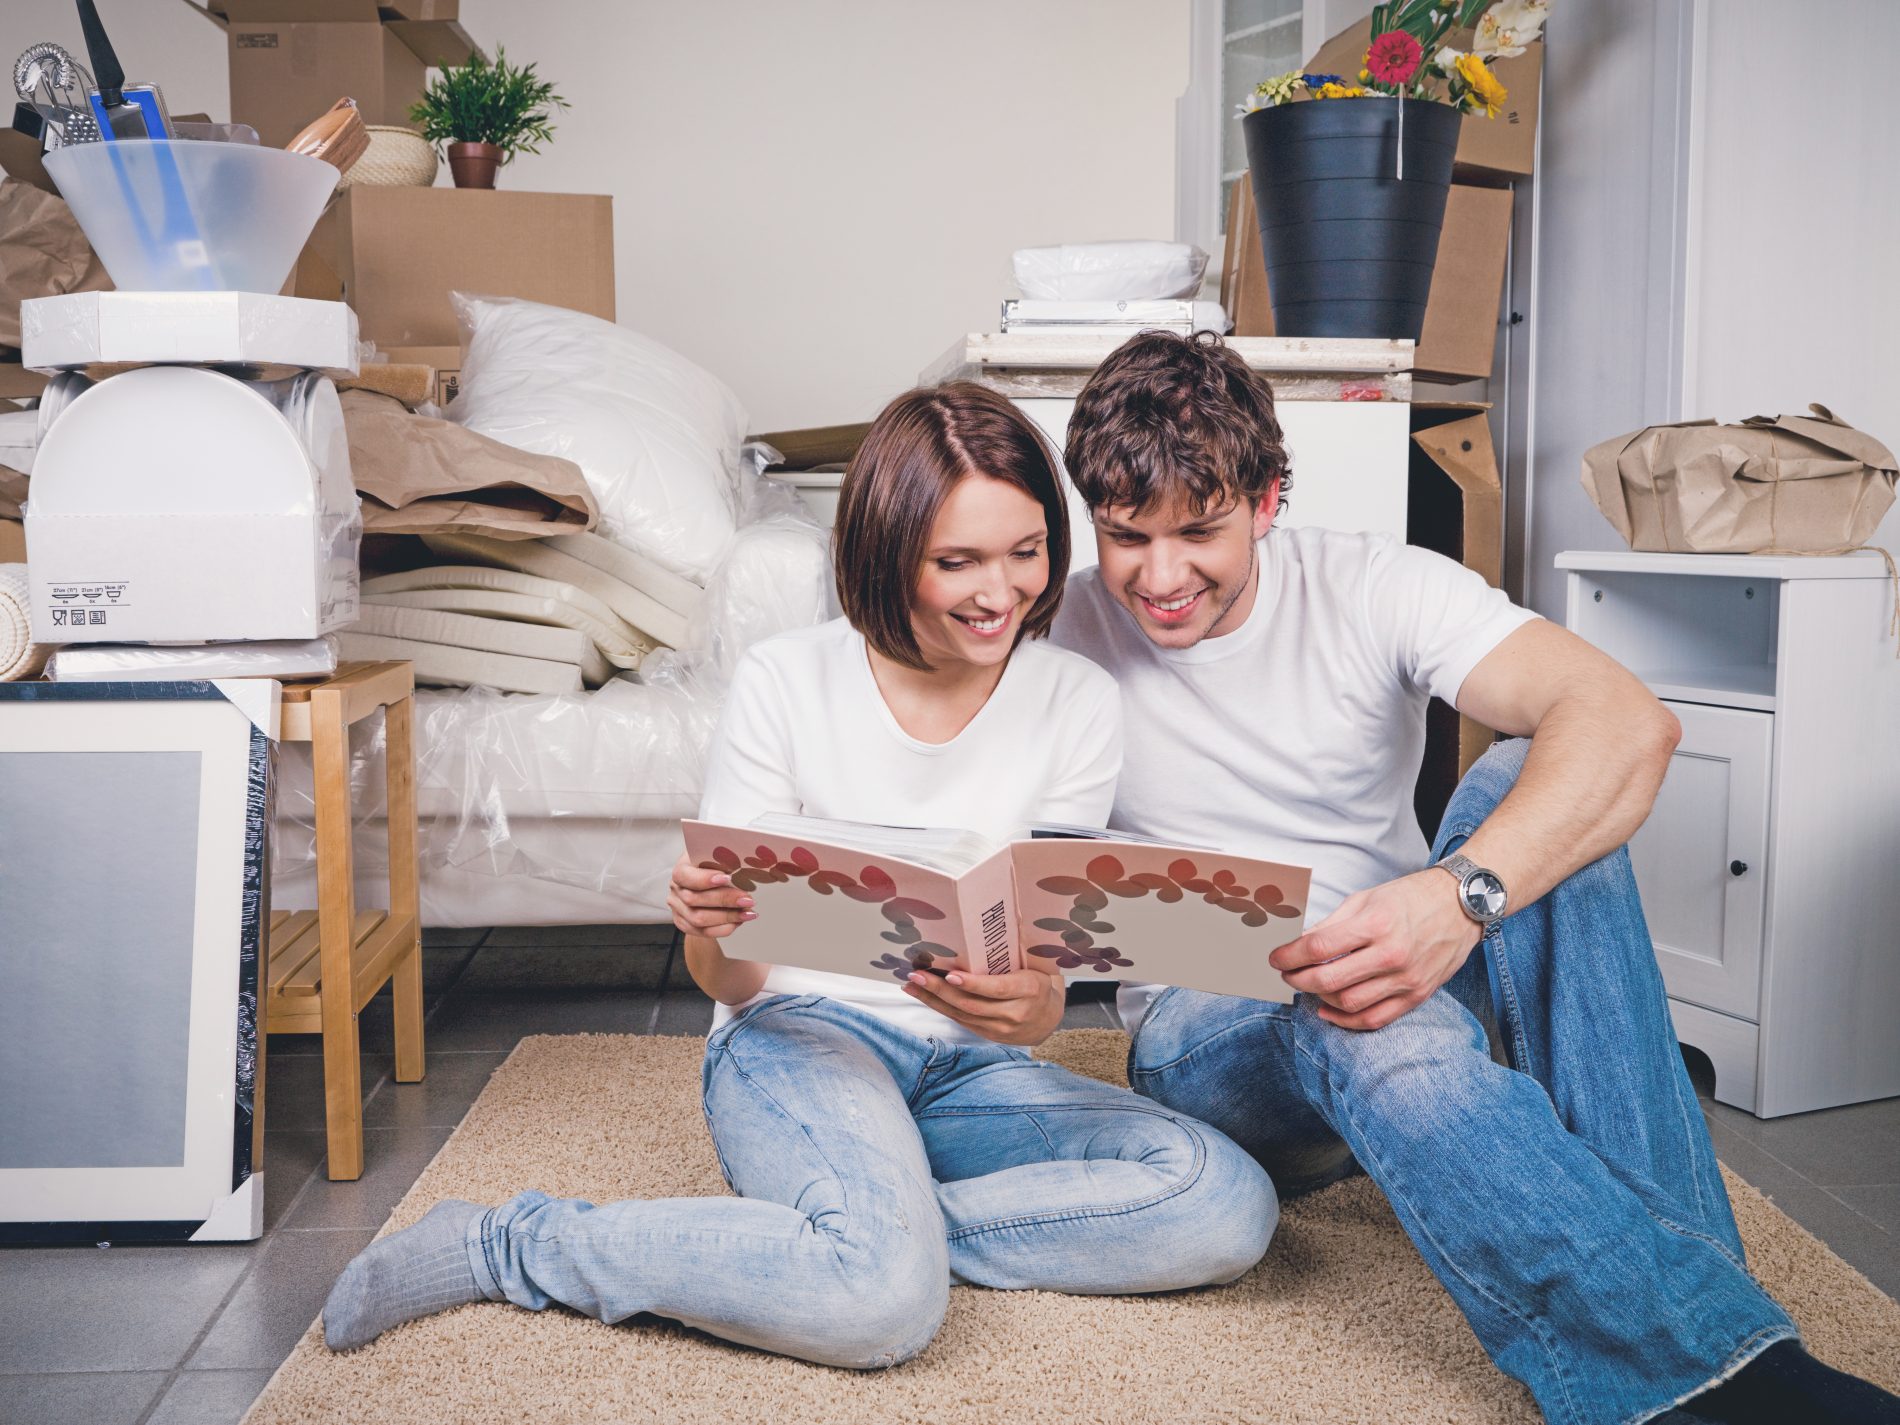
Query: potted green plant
409,47,567,190
1238,0,1549,340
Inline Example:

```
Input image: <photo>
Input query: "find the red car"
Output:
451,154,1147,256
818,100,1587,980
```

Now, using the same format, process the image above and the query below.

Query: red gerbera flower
1365,29,1423,86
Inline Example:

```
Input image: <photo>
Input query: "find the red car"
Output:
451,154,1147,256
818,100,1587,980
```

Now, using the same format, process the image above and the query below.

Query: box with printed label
25,367,359,644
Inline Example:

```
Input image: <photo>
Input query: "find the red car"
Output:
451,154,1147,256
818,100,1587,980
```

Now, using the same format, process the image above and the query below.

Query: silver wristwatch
1435,852,1509,928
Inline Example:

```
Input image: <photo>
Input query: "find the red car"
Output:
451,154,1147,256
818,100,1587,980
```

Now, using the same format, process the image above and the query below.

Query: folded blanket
0,563,50,681
343,390,598,541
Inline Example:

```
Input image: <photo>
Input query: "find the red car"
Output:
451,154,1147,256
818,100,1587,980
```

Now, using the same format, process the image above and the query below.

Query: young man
1022,331,1897,1425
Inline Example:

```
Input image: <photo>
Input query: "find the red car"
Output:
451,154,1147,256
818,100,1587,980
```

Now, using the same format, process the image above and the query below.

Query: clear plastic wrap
270,470,837,916
1011,240,1210,302
50,637,339,683
448,294,748,584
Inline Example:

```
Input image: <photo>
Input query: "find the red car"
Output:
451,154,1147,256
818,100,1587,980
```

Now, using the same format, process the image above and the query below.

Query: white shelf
1640,673,1775,713
1555,549,1891,581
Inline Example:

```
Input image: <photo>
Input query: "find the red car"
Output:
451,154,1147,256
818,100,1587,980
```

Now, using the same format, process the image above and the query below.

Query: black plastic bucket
1242,97,1462,340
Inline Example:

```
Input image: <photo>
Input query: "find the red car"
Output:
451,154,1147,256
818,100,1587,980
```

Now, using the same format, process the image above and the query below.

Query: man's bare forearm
684,933,771,1005
1455,691,1679,910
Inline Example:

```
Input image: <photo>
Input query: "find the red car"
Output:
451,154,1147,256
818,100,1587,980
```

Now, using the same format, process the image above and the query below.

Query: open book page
1008,840,1312,1003
681,818,1022,986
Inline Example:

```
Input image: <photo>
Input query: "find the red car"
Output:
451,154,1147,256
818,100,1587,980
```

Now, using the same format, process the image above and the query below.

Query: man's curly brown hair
1063,330,1291,517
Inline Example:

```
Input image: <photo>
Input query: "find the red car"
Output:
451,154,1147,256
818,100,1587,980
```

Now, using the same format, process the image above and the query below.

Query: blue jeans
469,994,1277,1368
1127,740,1797,1425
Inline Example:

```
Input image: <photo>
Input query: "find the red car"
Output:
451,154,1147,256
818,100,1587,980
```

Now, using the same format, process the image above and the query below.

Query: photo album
682,814,1313,1001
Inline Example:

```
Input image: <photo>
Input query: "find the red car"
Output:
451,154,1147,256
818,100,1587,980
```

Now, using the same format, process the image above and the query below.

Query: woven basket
339,126,438,189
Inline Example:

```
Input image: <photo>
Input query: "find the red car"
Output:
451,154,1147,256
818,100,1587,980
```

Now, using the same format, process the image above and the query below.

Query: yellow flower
1316,82,1366,99
1455,53,1507,117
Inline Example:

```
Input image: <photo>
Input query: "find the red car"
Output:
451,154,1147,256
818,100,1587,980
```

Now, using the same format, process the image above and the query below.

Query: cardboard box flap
386,18,483,70
1413,412,1500,500
212,0,382,21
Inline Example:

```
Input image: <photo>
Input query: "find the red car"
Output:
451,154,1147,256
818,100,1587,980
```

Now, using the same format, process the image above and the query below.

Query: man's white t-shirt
698,616,1123,1044
1050,526,1540,1034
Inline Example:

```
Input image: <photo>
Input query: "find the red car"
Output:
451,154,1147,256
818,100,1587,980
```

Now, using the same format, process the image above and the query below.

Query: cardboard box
1305,19,1542,180
376,344,462,405
1406,404,1506,835
0,518,24,564
0,366,50,403
296,188,616,347
1224,180,1511,382
188,0,481,149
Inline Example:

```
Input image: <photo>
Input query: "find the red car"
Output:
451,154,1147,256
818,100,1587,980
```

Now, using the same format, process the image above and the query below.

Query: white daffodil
1473,0,1551,58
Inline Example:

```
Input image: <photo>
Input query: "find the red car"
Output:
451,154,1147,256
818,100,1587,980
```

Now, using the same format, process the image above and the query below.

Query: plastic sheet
1012,240,1210,302
50,637,338,683
271,471,837,912
449,294,748,584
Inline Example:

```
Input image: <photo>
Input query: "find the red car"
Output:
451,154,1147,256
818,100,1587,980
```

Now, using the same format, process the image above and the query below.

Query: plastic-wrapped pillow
448,294,748,584
1012,241,1210,301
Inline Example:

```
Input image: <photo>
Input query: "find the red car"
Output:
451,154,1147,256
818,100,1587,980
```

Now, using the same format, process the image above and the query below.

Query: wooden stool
265,661,424,1181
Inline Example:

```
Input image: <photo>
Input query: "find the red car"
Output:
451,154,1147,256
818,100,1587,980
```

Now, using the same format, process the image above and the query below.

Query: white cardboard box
26,366,360,644
21,292,360,375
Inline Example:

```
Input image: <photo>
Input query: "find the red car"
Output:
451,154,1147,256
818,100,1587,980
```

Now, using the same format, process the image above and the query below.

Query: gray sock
323,1199,489,1351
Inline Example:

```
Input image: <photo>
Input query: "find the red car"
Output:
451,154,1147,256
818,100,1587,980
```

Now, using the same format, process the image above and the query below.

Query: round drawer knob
1729,860,1748,877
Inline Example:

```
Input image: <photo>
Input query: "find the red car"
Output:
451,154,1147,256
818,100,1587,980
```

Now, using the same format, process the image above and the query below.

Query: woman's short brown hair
834,383,1070,672
1064,330,1291,517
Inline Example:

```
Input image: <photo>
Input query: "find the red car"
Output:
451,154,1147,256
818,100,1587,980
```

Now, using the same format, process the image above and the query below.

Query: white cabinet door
1629,701,1773,1020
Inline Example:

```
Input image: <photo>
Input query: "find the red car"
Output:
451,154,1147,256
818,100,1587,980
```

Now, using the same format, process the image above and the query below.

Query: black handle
75,0,125,105
1729,860,1748,877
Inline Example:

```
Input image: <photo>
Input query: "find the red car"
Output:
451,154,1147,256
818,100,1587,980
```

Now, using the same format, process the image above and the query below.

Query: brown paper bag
342,389,598,540
0,181,113,351
1580,404,1897,554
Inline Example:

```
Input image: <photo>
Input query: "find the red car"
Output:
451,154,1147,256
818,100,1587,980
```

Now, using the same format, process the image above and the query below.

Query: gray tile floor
4,926,1895,1425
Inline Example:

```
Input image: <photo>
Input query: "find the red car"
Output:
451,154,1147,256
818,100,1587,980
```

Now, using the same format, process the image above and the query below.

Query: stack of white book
999,298,1232,335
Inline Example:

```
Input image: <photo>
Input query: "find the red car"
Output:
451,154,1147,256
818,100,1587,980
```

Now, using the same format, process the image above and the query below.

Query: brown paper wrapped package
342,390,598,540
0,182,113,351
1581,404,1898,554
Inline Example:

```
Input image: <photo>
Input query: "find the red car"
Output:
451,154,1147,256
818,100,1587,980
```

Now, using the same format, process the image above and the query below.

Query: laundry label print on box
44,581,130,630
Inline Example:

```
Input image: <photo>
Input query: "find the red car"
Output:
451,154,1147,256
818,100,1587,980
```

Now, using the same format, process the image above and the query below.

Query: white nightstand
1558,550,1900,1116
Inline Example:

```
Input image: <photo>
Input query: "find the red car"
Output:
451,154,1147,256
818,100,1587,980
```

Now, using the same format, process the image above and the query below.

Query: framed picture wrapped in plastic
0,678,279,1244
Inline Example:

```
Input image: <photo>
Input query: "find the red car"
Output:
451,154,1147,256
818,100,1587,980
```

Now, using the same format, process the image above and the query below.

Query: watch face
1462,871,1508,921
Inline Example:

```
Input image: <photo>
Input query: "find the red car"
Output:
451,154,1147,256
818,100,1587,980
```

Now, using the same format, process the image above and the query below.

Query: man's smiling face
1090,483,1279,649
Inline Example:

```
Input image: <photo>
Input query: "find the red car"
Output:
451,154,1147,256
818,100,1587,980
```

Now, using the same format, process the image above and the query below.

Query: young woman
322,384,1276,1367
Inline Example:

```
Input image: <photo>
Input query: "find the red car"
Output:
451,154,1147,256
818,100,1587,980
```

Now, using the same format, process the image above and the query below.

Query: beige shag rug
244,1031,1900,1425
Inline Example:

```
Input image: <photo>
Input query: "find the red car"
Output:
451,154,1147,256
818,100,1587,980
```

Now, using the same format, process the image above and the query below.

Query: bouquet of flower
1239,0,1548,118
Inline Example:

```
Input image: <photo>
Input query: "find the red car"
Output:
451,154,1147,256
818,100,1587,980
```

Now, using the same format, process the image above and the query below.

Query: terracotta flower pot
446,141,502,190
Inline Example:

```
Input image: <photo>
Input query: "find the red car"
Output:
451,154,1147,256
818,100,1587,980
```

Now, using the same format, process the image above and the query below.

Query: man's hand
1268,870,1482,1031
666,851,755,941
901,966,1067,1046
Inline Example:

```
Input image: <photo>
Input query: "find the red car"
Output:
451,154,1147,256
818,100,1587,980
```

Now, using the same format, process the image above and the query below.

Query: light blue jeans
1127,740,1797,1425
469,994,1276,1368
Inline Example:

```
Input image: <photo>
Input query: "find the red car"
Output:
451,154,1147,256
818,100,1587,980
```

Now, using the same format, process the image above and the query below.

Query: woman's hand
667,851,755,941
900,965,1067,1046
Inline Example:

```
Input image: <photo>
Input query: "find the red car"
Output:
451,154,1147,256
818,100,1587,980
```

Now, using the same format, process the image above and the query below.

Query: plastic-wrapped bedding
362,566,657,670
334,631,585,695
49,636,338,683
350,601,613,687
270,469,838,924
420,529,695,650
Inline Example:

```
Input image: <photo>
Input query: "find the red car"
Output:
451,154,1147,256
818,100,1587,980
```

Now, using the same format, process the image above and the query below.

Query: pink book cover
680,821,1022,986
1008,841,1311,1002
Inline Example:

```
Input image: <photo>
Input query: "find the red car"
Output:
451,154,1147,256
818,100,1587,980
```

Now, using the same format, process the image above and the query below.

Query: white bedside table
1558,549,1900,1117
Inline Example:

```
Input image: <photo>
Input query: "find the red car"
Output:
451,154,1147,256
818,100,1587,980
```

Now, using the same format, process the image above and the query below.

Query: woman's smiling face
908,472,1050,672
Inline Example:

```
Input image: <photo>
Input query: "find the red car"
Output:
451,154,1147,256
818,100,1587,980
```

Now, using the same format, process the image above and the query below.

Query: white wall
1681,0,1900,450
6,1,1188,432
